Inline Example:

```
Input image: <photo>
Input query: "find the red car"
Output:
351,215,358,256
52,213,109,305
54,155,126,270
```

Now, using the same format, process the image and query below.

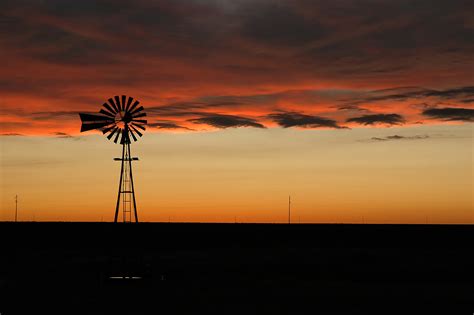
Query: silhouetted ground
0,222,473,314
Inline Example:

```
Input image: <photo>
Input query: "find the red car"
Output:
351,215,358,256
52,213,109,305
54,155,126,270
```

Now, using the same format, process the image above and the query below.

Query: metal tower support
114,133,139,223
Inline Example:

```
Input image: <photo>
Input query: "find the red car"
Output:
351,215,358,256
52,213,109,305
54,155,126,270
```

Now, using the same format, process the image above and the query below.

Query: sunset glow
0,0,472,223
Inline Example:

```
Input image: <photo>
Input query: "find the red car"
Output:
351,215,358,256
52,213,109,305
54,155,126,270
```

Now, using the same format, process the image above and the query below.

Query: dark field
1,222,473,314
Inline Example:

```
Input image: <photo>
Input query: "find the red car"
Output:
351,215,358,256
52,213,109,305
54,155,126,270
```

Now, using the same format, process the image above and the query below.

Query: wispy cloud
52,131,81,140
344,86,474,105
367,134,430,142
148,122,194,131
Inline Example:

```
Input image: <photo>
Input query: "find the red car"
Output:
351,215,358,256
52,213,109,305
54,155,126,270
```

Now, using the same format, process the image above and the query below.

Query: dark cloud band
346,114,405,125
268,112,342,129
189,114,265,129
422,107,474,122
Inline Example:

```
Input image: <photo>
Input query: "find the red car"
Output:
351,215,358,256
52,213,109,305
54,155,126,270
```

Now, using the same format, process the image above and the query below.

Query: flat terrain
1,222,473,314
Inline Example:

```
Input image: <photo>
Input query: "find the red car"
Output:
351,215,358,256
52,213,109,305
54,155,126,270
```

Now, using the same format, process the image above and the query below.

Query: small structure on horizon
288,195,291,224
15,195,18,222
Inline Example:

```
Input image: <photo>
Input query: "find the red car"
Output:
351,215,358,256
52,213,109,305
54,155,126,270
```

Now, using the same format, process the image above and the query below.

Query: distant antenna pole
288,195,291,224
15,195,18,222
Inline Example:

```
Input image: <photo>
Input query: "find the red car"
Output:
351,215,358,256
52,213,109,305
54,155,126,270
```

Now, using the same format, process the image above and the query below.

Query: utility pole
288,195,291,224
15,195,18,222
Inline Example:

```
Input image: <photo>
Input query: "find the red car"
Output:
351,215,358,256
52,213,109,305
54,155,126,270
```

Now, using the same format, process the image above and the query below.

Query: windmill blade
81,121,113,132
130,125,143,137
130,106,144,116
132,112,147,119
132,122,146,131
79,113,113,123
102,124,116,134
108,98,120,113
102,102,117,115
125,96,134,112
114,95,122,111
107,127,119,140
128,128,138,142
99,109,115,118
113,129,121,143
128,101,140,114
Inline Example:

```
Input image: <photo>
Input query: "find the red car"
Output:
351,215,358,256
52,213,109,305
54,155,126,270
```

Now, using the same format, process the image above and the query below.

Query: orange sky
1,125,472,223
0,0,473,223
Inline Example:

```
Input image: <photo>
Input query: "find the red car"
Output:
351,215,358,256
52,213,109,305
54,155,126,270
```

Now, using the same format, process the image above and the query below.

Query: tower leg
127,142,139,223
114,142,126,223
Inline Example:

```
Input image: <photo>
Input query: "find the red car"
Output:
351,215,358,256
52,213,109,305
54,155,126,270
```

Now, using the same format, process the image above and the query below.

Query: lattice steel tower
79,95,147,223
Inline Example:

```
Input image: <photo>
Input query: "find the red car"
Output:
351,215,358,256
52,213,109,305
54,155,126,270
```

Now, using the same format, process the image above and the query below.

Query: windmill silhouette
79,96,147,223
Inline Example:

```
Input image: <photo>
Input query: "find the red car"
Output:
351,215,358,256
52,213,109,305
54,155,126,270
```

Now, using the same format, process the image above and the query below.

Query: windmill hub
79,95,147,223
115,111,132,128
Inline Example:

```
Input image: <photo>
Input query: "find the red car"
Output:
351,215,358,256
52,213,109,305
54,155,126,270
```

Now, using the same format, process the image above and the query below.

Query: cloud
52,131,80,140
32,111,80,121
421,107,474,122
147,100,242,117
337,105,369,113
189,114,265,129
1,132,24,136
0,1,472,135
424,86,474,99
347,114,405,125
268,112,343,129
343,86,474,106
0,121,32,129
368,135,429,142
241,2,327,46
148,122,194,130
53,132,72,138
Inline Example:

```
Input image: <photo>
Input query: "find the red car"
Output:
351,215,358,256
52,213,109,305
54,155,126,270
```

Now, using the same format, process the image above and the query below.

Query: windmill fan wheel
79,95,147,144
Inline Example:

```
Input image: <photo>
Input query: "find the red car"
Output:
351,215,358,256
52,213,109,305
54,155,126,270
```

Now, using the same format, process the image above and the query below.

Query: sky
0,0,473,223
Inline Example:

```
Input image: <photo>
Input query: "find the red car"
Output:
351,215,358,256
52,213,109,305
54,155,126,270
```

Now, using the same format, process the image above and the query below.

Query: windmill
79,95,146,223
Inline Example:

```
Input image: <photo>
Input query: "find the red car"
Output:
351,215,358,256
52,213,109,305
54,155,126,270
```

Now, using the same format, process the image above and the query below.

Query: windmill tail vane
79,95,147,223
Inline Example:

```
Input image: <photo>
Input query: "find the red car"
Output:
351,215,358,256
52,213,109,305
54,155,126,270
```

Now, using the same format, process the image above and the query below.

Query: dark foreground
1,222,473,314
